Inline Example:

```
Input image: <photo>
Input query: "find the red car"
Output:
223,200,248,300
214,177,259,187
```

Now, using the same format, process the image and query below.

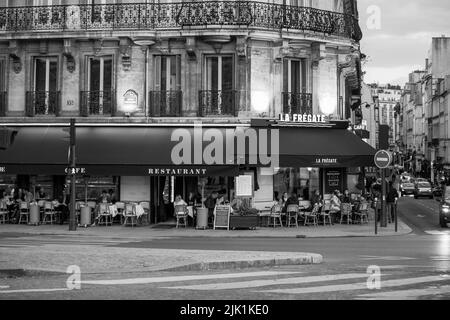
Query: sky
358,0,450,86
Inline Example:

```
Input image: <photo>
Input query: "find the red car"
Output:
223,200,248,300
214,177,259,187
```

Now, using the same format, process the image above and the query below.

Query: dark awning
0,126,239,176
278,127,376,168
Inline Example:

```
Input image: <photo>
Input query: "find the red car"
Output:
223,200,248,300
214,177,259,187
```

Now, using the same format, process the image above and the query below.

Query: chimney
425,58,429,70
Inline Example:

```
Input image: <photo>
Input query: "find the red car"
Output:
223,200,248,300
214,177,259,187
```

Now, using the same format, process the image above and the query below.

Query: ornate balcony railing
0,2,362,41
0,92,6,117
199,90,238,117
149,90,183,117
80,91,116,117
25,91,61,117
282,92,313,115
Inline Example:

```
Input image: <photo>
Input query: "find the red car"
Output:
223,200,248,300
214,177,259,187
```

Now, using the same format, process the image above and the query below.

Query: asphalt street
0,196,449,301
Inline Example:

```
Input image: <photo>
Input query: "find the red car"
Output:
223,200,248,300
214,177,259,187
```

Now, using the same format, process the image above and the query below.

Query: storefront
0,121,376,222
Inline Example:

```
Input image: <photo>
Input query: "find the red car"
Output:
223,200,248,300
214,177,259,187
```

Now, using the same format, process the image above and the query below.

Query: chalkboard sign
214,205,231,230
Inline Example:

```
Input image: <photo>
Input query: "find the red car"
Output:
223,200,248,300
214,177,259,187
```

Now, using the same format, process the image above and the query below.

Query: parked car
400,173,413,183
414,181,433,199
439,186,450,228
433,185,443,197
400,182,415,196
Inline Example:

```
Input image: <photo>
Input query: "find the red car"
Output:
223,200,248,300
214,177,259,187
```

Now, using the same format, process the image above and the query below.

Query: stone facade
0,0,362,124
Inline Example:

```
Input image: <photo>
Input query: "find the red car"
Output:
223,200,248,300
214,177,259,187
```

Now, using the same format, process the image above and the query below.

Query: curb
163,254,323,272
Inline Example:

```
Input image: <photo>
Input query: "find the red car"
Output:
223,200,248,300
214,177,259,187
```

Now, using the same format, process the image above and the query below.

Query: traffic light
0,127,18,150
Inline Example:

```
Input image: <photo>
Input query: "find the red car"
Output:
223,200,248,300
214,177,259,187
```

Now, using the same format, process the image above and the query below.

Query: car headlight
443,206,450,213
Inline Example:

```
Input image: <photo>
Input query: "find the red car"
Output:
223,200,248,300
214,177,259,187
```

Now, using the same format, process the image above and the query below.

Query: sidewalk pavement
0,218,412,240
0,219,411,275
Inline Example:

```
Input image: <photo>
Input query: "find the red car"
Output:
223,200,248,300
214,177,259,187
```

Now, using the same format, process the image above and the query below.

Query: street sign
374,150,392,169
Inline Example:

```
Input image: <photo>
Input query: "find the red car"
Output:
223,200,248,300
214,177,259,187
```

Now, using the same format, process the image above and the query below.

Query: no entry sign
374,150,392,169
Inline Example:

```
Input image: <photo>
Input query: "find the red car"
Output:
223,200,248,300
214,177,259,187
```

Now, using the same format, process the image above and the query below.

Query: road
0,196,449,301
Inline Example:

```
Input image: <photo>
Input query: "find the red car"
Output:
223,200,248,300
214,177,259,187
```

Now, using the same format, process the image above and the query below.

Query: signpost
374,150,393,234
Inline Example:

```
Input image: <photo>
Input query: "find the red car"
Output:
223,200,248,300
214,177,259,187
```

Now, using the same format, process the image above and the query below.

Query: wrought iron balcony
0,2,362,41
0,92,6,117
25,91,61,117
149,90,183,117
199,90,238,117
282,92,313,115
80,91,116,117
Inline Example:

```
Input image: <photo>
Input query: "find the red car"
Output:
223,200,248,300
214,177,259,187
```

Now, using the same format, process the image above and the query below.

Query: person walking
387,182,398,223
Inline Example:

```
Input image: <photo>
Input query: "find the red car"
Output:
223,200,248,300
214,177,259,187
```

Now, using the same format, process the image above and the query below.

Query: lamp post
69,119,77,231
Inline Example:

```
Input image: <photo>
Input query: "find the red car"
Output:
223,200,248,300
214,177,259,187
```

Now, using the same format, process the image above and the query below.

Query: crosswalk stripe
356,285,450,300
164,273,371,291
0,288,70,294
258,275,450,295
82,271,299,286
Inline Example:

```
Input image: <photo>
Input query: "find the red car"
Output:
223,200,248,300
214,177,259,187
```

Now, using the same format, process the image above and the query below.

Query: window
155,55,181,92
151,55,182,117
84,55,114,115
201,55,236,116
29,56,59,115
204,55,234,93
0,59,6,116
283,58,311,114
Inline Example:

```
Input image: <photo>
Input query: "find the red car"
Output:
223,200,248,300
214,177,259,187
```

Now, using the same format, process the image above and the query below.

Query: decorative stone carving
185,37,197,61
9,41,21,74
236,37,247,58
93,39,103,55
311,42,326,68
10,54,22,74
63,40,76,73
121,55,132,71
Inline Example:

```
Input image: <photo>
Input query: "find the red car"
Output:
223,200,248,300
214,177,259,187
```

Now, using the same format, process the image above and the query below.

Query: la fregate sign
279,113,327,123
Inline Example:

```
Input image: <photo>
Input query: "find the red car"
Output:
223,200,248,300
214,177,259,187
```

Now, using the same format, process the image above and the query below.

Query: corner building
0,0,374,222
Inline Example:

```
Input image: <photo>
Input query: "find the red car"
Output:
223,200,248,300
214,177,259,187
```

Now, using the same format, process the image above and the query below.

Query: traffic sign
374,150,392,169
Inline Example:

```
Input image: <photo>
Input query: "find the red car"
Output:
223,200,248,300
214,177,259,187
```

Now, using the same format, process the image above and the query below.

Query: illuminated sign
65,167,86,175
315,158,338,165
0,166,6,173
279,113,327,123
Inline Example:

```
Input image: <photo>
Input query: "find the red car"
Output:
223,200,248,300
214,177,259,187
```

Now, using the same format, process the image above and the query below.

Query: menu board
235,175,253,197
214,205,231,230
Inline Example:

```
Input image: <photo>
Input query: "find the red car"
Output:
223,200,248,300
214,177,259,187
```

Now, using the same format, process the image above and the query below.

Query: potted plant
229,198,259,230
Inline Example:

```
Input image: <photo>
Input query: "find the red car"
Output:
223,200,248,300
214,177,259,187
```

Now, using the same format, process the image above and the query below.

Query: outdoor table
29,203,40,225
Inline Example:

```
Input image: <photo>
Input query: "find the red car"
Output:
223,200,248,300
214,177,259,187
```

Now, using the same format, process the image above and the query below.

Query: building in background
0,0,374,223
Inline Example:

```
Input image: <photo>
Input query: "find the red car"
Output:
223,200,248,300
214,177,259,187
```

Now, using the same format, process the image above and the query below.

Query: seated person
330,190,341,212
341,190,351,204
283,192,299,213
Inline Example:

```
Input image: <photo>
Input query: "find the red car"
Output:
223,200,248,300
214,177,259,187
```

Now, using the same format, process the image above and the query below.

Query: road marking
164,273,373,291
417,215,425,218
258,275,450,295
0,288,70,294
430,256,450,261
0,285,10,289
356,285,450,300
425,230,450,235
81,271,299,286
359,255,416,261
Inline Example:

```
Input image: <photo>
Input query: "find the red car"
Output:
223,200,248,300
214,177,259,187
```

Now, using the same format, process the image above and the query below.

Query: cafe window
0,175,16,196
33,175,54,200
273,168,319,201
72,176,119,202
